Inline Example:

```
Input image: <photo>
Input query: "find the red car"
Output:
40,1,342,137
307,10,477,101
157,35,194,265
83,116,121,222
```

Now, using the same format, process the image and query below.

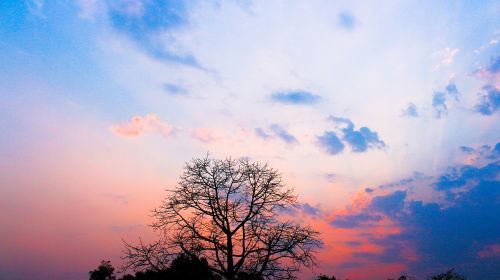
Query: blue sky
0,1,499,279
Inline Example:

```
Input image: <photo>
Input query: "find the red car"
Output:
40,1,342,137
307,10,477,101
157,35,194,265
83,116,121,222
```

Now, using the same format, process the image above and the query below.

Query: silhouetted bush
106,253,221,280
89,260,116,280
428,269,466,280
316,274,337,280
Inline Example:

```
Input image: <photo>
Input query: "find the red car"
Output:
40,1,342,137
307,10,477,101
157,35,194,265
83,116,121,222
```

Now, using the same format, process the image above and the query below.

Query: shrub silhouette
95,254,220,280
428,269,466,280
316,274,337,280
89,260,116,280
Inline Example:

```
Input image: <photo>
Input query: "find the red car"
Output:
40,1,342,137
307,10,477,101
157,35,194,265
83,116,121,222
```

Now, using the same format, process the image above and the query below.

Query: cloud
441,48,459,65
460,146,476,154
255,124,298,145
254,127,271,140
401,103,419,117
432,91,447,118
328,116,385,153
325,173,337,182
474,56,500,115
331,213,383,228
459,143,499,162
491,143,500,160
434,161,499,191
191,127,217,143
431,83,461,118
328,148,500,278
270,90,321,105
369,190,406,217
338,11,356,29
478,244,500,259
317,131,345,155
279,202,323,219
343,127,385,152
76,0,102,19
378,171,428,190
474,86,500,115
317,116,385,155
110,113,174,137
345,241,362,247
163,83,188,96
328,116,354,130
446,82,459,101
26,0,46,18
432,48,459,70
106,0,204,68
475,55,500,87
301,203,321,217
269,124,298,144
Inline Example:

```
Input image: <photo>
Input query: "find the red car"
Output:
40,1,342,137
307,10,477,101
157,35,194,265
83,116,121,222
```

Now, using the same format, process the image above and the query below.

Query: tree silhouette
316,274,337,280
428,269,466,280
89,260,116,280
123,156,321,280
119,253,220,280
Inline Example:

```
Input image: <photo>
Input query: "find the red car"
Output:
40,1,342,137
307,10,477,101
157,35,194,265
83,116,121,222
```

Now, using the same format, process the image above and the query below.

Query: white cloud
432,47,459,71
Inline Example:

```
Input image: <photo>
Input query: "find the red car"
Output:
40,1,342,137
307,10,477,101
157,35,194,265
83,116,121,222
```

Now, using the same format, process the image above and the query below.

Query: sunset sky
1,1,499,279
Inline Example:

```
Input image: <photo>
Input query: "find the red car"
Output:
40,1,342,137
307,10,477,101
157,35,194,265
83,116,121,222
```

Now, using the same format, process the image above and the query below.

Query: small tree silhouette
316,274,337,280
123,156,321,280
397,275,417,280
167,253,221,280
428,269,466,280
89,260,116,280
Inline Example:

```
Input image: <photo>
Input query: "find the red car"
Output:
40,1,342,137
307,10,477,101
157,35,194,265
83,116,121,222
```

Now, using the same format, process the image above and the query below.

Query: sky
0,0,499,279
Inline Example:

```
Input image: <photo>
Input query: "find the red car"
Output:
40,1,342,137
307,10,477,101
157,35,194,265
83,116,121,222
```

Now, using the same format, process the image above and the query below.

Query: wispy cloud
76,0,101,19
106,0,204,68
338,11,356,29
401,102,419,117
432,47,459,70
191,127,217,143
163,83,188,96
26,0,46,18
331,213,383,228
432,91,447,118
269,124,298,144
110,113,174,137
255,124,298,145
446,82,459,101
270,90,321,105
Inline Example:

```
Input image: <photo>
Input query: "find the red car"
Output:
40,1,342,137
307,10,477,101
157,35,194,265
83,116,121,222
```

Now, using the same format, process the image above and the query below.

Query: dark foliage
89,260,116,280
316,274,337,280
428,269,466,280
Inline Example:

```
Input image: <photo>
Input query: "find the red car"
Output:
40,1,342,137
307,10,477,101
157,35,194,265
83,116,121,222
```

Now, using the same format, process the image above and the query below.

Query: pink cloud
110,113,174,138
476,67,500,90
191,127,217,143
432,47,459,71
478,244,500,259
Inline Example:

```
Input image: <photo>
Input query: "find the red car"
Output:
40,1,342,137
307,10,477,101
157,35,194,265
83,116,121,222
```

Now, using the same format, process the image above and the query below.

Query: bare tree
124,156,321,280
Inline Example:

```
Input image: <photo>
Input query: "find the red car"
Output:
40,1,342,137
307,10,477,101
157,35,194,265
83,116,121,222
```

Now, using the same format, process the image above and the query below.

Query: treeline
89,256,467,280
